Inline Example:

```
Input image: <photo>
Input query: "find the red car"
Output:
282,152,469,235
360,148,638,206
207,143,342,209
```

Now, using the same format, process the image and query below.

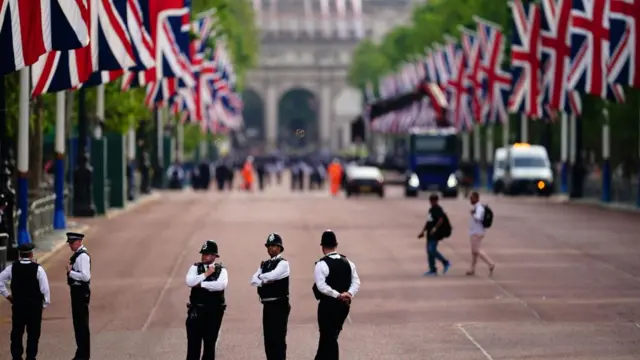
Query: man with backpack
466,192,496,276
417,194,452,276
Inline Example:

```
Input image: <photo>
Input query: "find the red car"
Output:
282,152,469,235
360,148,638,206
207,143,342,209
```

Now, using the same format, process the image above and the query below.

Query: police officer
0,243,50,360
67,232,91,360
250,233,291,360
312,230,361,360
185,240,228,360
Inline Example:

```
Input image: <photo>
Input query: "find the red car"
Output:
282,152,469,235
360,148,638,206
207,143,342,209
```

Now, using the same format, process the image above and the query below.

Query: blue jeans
427,238,449,272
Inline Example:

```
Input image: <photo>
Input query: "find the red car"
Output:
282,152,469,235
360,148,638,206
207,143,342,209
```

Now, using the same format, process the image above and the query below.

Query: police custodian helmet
265,233,284,251
200,240,219,256
320,230,338,248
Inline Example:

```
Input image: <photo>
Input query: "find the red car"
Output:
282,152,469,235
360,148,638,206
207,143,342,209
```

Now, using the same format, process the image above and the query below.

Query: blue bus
404,127,459,198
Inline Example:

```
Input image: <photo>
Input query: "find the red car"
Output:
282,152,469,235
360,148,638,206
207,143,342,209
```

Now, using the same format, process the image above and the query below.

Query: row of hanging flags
0,0,242,134
367,0,640,134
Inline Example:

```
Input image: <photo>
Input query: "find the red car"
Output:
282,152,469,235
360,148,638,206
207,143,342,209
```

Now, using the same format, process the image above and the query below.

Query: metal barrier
0,233,8,271
27,189,71,241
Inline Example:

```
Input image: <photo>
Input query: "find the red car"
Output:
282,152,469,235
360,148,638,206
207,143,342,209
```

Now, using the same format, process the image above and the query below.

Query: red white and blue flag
568,0,624,102
608,0,640,88
30,0,99,97
460,27,484,123
476,18,512,124
0,0,91,75
446,40,473,130
508,0,543,118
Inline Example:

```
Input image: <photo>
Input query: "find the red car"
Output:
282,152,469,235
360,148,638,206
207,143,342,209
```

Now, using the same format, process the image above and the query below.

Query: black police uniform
0,243,50,360
186,240,226,360
254,233,290,360
67,232,91,360
312,231,358,360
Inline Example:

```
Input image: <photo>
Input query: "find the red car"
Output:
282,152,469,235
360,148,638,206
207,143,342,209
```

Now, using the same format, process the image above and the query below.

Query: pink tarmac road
1,184,639,359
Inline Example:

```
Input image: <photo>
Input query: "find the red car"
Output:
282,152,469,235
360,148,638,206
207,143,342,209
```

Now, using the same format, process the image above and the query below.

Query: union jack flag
446,40,473,130
508,0,543,118
31,0,99,96
540,0,572,111
459,27,484,123
0,0,91,75
475,18,512,124
608,0,640,88
568,0,624,102
127,0,154,71
79,0,137,88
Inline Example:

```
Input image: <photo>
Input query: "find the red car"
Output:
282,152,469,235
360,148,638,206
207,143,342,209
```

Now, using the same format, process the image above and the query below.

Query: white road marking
141,236,193,331
635,322,640,330
456,324,494,360
346,314,353,324
216,328,222,350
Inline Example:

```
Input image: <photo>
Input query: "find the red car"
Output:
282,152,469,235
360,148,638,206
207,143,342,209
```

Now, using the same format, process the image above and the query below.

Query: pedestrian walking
185,240,228,360
466,192,496,276
417,194,452,276
0,243,51,360
250,233,291,360
66,232,92,360
312,230,361,360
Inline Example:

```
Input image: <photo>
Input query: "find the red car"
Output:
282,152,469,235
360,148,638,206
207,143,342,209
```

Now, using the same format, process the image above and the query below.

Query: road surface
1,181,640,359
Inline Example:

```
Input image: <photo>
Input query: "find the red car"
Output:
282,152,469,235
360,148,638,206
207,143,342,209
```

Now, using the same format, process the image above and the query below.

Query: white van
492,143,554,196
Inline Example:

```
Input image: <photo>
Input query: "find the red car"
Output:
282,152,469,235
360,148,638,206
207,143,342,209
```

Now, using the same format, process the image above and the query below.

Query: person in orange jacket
327,159,343,197
242,156,255,191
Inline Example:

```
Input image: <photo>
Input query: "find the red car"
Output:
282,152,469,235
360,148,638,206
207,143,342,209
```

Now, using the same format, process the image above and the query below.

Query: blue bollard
601,159,611,203
486,164,493,192
17,175,31,245
560,161,569,194
473,162,481,189
53,155,67,229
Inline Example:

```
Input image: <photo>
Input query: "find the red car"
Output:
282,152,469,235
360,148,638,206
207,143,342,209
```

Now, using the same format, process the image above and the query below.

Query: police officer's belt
260,296,288,303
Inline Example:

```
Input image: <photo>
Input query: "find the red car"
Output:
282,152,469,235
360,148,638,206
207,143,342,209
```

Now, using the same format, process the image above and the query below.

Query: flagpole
502,114,510,146
53,92,67,229
0,74,16,258
126,127,136,201
73,87,96,216
486,125,494,192
472,125,481,189
560,112,569,194
152,105,164,188
601,108,611,203
520,113,528,143
17,68,31,244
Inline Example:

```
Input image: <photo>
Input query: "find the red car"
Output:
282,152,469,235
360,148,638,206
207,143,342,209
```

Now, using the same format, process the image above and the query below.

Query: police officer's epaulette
215,262,224,269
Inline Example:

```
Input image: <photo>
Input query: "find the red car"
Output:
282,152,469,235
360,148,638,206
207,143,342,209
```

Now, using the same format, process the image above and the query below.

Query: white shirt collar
76,245,86,253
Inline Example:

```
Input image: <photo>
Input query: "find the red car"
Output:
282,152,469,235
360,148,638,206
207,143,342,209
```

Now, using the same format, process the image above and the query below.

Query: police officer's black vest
189,262,226,307
312,254,352,301
257,257,289,300
67,249,91,287
11,261,43,306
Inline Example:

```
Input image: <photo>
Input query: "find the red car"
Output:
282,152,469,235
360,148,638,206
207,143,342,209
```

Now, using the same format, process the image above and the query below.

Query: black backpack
439,213,453,239
482,204,493,228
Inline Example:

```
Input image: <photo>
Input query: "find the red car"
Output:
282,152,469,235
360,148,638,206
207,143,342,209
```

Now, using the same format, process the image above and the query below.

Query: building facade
244,0,422,151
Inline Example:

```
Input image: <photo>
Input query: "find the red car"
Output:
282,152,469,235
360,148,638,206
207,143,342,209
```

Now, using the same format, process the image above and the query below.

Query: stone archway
277,88,319,149
241,88,265,143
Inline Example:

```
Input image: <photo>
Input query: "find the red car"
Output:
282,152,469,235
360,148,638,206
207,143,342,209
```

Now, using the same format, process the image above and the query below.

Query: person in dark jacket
312,230,361,360
0,243,51,360
250,233,291,360
417,194,452,276
185,240,228,360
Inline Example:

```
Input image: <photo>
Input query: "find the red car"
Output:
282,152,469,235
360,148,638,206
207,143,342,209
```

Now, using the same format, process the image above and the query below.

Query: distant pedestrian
250,233,291,360
0,243,51,360
313,230,361,360
66,232,92,360
417,194,451,276
466,192,495,276
185,240,228,360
